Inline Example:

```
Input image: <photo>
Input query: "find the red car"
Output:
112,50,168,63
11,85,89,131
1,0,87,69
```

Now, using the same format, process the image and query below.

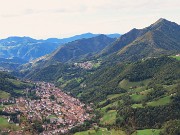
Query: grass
14,89,24,94
57,77,64,83
93,61,101,68
119,79,151,90
131,129,161,135
131,104,143,108
0,117,9,125
99,94,122,106
0,90,10,99
99,100,106,106
133,87,147,92
107,94,122,100
100,110,117,125
99,101,120,113
0,105,4,110
130,94,146,102
147,96,171,106
0,116,19,131
77,92,82,98
74,128,126,135
171,55,180,61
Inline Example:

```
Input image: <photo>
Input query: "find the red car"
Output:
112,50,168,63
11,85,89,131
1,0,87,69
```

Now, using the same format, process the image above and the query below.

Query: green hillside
0,71,33,97
66,56,180,134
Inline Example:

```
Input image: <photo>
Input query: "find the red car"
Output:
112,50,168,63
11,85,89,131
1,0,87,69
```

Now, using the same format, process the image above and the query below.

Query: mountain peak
156,18,167,23
152,18,174,27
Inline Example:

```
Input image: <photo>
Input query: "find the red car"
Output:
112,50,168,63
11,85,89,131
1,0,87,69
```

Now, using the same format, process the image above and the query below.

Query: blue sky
0,0,179,39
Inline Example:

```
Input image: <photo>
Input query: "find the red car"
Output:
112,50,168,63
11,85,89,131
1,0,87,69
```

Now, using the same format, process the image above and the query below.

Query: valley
0,18,180,135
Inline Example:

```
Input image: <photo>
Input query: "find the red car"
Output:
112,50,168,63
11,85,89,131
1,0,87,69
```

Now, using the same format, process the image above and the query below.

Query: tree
160,120,180,135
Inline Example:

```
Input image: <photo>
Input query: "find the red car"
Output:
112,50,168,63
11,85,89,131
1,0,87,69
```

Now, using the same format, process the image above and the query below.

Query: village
2,82,91,134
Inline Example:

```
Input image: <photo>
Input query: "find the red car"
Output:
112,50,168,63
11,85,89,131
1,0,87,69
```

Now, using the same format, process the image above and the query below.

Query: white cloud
0,0,179,39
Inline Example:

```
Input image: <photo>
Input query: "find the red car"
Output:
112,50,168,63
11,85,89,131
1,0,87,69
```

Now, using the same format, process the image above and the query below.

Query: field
99,101,120,113
74,128,126,135
171,55,180,61
107,94,122,100
0,90,10,99
130,94,146,102
119,79,151,90
100,110,117,125
0,116,19,131
131,104,143,108
98,94,122,106
131,129,161,135
147,96,171,106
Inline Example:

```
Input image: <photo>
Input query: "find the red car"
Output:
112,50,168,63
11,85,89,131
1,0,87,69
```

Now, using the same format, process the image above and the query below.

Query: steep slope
44,35,115,63
101,28,148,56
116,19,180,61
101,18,180,62
0,71,33,98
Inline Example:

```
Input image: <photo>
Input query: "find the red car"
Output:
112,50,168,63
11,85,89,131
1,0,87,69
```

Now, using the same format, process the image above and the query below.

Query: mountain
38,35,116,64
0,33,120,63
0,57,28,71
19,35,116,79
0,36,61,61
101,18,180,62
106,33,121,38
45,33,120,43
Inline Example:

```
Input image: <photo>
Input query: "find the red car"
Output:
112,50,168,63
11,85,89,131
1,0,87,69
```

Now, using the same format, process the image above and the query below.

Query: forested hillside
0,72,33,98
69,56,180,135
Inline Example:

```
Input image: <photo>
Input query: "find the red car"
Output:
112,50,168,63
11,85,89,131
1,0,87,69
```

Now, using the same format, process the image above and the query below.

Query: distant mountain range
0,33,120,70
20,35,116,72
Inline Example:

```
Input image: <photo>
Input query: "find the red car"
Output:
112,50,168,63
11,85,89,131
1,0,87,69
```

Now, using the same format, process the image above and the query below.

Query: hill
46,34,115,63
65,56,180,103
0,71,33,98
67,56,180,135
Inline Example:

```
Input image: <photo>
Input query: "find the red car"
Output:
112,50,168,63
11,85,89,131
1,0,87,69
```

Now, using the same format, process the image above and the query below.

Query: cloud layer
0,0,179,39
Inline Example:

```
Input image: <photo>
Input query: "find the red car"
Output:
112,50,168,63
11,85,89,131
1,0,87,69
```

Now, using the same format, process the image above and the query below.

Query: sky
0,0,179,39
